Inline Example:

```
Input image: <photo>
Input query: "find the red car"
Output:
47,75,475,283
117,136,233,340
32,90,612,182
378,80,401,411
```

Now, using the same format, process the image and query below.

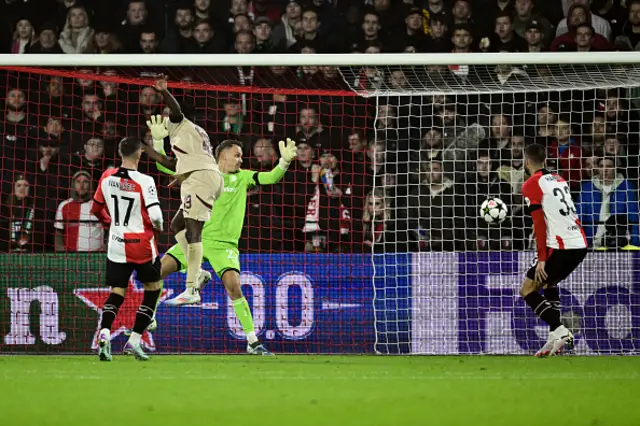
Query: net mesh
0,63,639,355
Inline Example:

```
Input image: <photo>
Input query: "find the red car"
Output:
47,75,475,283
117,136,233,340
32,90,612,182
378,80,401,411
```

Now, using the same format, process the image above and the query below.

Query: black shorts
526,248,588,285
106,258,162,288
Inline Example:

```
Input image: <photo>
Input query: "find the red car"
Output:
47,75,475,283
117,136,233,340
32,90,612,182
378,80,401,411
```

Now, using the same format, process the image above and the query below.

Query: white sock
247,331,258,345
129,332,142,346
99,328,110,340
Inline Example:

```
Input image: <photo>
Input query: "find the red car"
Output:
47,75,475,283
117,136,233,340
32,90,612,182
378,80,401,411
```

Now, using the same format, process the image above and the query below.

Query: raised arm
145,114,176,175
256,138,297,185
153,74,183,122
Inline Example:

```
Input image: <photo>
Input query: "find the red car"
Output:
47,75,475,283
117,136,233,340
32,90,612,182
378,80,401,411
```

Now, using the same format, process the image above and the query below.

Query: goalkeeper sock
186,242,203,289
100,292,125,331
524,292,561,331
232,297,257,344
132,289,161,335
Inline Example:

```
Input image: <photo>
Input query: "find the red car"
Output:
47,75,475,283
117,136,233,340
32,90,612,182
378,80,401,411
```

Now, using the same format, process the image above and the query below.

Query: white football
480,197,508,224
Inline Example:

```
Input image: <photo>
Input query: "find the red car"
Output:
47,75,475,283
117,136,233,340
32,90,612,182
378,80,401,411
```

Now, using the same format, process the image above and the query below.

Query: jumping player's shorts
525,248,588,285
165,240,240,279
180,169,224,222
106,258,162,288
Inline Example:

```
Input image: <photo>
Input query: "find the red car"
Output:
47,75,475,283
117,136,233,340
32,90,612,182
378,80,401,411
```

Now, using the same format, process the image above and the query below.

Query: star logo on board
75,278,171,352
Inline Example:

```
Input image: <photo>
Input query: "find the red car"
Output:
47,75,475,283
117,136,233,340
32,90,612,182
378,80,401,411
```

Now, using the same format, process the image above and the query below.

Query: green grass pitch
1,355,639,426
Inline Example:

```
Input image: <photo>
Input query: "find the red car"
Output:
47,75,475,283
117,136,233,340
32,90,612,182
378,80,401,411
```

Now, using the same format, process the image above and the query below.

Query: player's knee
519,279,539,298
222,270,242,298
185,221,203,243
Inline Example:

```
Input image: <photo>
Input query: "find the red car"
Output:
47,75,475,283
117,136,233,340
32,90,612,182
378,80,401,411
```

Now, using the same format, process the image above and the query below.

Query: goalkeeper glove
146,114,169,151
278,138,297,168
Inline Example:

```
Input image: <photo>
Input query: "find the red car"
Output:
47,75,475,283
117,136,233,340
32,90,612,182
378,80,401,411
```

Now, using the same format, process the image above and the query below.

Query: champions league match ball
480,197,508,224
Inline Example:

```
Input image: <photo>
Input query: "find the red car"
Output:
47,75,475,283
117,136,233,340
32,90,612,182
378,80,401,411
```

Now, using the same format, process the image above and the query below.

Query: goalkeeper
145,115,297,356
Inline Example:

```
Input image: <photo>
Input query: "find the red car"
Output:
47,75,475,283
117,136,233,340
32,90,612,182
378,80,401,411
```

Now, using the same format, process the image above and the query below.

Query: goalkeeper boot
98,329,112,362
549,325,574,356
165,270,211,306
534,332,555,358
123,341,150,361
248,341,275,356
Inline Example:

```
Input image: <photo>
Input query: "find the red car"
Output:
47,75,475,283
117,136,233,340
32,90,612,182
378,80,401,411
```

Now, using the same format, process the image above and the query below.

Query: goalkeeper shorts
165,240,240,279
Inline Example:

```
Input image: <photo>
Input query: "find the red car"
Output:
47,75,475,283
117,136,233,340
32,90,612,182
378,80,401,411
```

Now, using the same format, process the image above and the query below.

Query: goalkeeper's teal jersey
202,169,256,246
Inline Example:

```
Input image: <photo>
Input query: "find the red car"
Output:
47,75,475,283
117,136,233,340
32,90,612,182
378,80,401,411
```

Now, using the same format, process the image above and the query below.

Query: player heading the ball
91,137,165,361
520,143,588,357
145,128,297,355
149,74,224,307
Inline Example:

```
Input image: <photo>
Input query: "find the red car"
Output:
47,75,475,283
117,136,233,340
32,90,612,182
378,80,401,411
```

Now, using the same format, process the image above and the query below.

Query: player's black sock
524,292,561,331
132,289,161,334
543,286,561,314
100,293,125,330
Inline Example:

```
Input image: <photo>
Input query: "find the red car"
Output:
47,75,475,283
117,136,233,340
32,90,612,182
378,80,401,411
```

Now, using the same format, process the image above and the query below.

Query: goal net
0,54,639,355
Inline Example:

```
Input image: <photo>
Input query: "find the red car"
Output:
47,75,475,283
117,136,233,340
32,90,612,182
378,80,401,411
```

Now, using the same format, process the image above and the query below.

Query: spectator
524,19,546,52
303,151,351,253
497,133,527,195
11,18,35,54
185,19,227,54
272,0,303,51
92,27,122,53
491,11,528,52
513,0,553,43
26,22,63,54
118,0,150,54
425,12,452,52
536,104,558,142
290,9,322,51
159,4,195,53
408,159,464,251
583,113,607,152
451,23,474,53
253,16,275,53
69,137,114,185
0,174,35,252
464,151,514,250
402,7,426,51
234,29,256,53
555,0,612,40
551,4,613,51
614,0,640,50
363,188,407,252
54,171,104,253
233,13,254,34
58,6,95,54
294,106,331,154
138,29,159,53
577,157,640,249
548,119,584,191
1,87,31,163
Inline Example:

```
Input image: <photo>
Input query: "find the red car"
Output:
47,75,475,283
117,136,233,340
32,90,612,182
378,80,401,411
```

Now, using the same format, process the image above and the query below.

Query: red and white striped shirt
522,169,588,260
92,168,163,264
55,199,104,252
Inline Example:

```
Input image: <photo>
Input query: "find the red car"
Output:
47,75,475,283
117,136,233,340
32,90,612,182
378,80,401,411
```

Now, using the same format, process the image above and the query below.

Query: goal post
0,53,639,355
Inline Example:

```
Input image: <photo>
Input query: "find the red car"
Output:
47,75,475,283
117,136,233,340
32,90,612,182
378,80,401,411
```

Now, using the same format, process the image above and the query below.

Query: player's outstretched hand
146,114,169,150
153,74,168,92
534,261,548,283
278,138,297,164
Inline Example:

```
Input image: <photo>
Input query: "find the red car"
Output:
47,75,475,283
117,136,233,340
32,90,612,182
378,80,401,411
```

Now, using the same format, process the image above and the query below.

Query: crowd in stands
1,0,639,254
